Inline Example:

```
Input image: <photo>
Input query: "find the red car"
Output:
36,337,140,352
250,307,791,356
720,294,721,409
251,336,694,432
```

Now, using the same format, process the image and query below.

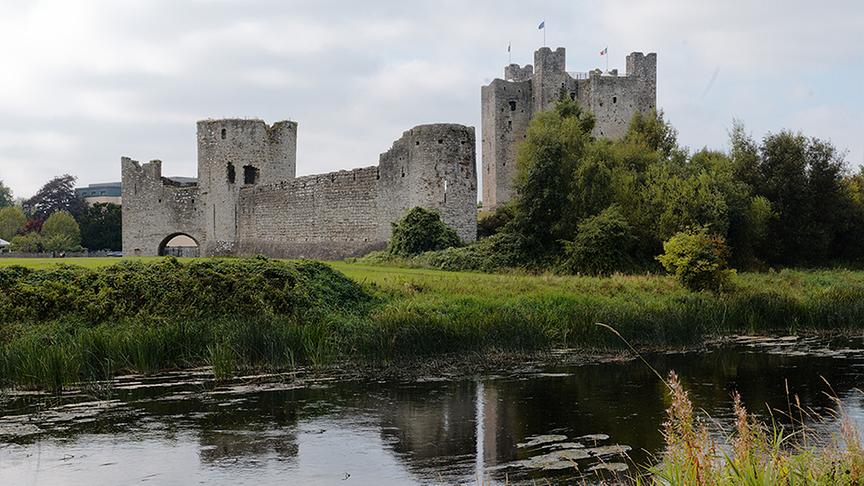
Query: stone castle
121,46,655,258
122,121,476,258
482,47,656,209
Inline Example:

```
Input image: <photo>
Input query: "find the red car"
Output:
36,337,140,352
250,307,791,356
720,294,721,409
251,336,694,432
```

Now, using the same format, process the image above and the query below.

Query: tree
80,203,122,250
0,206,26,241
0,180,12,208
624,109,682,159
22,174,87,221
510,98,595,253
754,131,847,264
657,227,734,292
389,207,461,257
560,205,637,276
41,211,82,251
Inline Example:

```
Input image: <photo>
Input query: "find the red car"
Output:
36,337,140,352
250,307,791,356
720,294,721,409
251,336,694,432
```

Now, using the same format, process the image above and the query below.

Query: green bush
415,232,532,272
477,204,515,239
0,258,372,323
560,206,636,275
389,207,461,257
10,233,44,252
657,226,734,291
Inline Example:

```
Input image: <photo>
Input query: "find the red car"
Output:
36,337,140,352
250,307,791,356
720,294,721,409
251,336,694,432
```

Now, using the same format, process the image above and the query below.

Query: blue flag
538,20,545,30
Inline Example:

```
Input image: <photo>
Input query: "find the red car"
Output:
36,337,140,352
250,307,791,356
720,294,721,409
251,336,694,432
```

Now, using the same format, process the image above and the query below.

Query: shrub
559,205,636,276
10,233,44,253
389,207,461,257
657,226,734,291
415,232,533,272
477,204,515,239
0,258,371,323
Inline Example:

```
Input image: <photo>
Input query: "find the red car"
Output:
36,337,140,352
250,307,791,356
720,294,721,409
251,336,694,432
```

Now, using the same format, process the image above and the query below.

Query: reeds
648,371,864,485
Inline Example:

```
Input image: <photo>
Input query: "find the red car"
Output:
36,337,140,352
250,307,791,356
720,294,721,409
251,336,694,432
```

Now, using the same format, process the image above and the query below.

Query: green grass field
2,256,864,391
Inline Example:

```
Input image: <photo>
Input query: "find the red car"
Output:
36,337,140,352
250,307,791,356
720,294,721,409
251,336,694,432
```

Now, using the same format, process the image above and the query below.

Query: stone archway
158,233,200,257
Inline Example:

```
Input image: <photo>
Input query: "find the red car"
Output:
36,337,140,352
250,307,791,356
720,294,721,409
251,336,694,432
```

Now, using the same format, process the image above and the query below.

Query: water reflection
0,336,862,485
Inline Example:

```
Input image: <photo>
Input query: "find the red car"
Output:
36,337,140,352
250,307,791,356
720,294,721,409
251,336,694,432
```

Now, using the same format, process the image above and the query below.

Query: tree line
483,98,864,273
0,175,121,252
383,98,864,283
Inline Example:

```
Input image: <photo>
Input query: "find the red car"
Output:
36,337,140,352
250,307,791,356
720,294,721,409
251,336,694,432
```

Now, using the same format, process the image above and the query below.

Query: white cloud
0,0,861,196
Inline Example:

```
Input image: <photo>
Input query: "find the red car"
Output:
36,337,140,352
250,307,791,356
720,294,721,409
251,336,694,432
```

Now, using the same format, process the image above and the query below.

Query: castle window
570,92,576,100
613,96,617,104
508,120,512,129
401,167,405,177
508,100,517,111
415,141,420,145
220,128,227,140
438,139,443,144
227,163,236,184
243,165,259,185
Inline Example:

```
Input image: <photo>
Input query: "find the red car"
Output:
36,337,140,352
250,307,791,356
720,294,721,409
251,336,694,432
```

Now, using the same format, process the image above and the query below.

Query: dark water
1,336,863,485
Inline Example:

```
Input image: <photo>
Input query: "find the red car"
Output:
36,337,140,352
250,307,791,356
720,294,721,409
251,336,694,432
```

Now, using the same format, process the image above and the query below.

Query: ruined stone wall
121,158,204,256
235,124,477,258
236,167,383,258
578,72,641,140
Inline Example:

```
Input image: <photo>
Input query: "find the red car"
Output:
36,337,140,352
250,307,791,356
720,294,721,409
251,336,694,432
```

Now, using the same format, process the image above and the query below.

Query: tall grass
643,371,864,485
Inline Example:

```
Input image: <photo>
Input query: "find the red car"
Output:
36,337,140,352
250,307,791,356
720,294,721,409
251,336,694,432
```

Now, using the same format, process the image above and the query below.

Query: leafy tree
510,98,595,253
560,205,637,276
0,206,26,241
41,211,82,251
728,119,762,189
624,109,682,159
389,207,461,257
0,180,12,208
10,233,43,253
755,131,847,264
22,174,87,221
657,227,734,292
80,203,122,250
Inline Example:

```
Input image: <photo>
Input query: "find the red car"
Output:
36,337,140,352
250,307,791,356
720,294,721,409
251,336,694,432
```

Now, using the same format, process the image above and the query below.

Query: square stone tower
481,47,657,210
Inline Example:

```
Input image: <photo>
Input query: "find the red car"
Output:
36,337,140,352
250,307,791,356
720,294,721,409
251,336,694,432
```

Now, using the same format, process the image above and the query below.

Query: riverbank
2,257,864,391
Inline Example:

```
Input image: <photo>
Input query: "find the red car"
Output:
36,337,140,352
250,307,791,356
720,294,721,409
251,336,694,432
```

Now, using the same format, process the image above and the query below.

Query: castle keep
482,47,656,209
122,120,477,258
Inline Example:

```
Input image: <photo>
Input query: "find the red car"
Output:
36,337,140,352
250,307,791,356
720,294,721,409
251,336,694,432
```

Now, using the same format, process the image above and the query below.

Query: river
1,335,862,485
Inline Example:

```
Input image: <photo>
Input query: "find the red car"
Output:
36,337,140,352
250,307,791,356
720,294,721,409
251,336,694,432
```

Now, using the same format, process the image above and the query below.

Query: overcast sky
0,0,862,198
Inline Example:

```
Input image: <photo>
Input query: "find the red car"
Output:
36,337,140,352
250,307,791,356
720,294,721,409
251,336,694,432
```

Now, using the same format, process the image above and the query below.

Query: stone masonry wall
481,78,532,208
235,123,477,258
121,158,204,256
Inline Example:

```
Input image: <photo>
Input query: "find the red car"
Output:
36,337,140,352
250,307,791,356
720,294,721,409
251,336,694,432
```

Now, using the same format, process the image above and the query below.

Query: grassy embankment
1,257,864,391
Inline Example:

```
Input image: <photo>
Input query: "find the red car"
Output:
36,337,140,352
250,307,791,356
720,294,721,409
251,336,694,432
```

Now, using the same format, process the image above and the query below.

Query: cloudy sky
0,0,862,198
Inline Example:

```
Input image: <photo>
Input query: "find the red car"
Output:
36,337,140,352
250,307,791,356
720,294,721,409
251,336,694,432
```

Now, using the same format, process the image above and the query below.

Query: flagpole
606,49,609,73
